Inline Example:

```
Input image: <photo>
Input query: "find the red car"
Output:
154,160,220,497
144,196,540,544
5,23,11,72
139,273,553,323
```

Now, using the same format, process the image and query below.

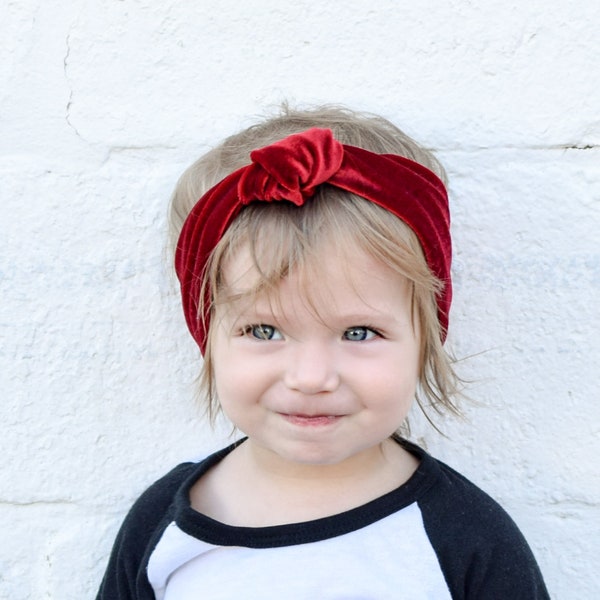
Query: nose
284,341,340,395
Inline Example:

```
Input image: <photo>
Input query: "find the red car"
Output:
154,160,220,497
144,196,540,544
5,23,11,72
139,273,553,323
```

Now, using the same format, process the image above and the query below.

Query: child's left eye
343,327,378,342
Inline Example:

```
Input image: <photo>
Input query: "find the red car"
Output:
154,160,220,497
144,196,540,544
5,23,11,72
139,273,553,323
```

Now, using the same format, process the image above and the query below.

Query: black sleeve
419,462,550,600
96,462,195,600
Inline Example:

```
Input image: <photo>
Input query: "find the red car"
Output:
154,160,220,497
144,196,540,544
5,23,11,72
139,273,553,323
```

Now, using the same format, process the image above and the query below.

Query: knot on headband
175,127,452,353
239,128,344,205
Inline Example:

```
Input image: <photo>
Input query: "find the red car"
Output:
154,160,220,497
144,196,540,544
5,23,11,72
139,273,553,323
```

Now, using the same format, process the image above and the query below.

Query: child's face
210,244,421,469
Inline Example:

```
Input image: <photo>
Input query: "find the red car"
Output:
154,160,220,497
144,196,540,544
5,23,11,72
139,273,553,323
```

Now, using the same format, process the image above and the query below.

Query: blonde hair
170,105,461,428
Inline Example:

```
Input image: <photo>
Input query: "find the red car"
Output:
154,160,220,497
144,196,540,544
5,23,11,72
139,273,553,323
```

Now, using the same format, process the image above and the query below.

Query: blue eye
343,327,378,342
246,324,282,340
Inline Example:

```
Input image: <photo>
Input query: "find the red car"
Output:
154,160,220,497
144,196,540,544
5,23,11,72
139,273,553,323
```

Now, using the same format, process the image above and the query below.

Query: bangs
208,188,442,315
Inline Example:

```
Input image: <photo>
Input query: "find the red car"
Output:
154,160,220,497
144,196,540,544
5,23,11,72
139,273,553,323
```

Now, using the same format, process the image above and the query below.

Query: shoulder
411,447,549,599
96,460,205,600
119,441,244,533
418,456,519,535
97,442,244,599
114,462,197,541
125,461,198,528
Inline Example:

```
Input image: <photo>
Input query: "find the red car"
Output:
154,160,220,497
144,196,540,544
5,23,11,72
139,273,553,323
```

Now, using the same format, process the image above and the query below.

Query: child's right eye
244,324,282,340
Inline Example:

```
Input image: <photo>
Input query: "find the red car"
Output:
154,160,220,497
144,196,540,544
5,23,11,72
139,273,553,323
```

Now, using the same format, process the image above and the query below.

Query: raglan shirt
96,440,549,599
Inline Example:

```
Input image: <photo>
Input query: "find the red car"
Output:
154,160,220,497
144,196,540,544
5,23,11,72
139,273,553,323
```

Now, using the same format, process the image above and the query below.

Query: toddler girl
97,106,549,599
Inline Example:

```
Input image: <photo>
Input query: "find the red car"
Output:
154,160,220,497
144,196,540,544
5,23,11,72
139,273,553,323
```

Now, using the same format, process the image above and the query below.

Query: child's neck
190,438,419,527
242,437,406,483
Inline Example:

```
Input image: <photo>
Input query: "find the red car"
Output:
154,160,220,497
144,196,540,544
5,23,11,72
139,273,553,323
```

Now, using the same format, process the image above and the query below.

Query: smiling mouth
281,414,343,427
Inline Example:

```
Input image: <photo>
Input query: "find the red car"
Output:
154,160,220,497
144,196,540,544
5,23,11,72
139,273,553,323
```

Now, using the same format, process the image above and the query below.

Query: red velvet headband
175,127,451,353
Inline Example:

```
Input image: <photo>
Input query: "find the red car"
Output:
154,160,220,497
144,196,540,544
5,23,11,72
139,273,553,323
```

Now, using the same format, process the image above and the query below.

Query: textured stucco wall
1,1,598,598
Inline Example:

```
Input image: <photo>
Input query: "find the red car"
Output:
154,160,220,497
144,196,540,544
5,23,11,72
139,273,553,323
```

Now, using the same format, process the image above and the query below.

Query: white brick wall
2,2,598,598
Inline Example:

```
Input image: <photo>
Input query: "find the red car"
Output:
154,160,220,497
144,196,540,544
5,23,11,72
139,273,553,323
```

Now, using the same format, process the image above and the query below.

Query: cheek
211,367,246,424
212,344,271,408
212,355,243,401
363,348,420,402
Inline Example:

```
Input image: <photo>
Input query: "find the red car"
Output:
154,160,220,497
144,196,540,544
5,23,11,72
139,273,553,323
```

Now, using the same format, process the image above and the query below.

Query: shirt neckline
174,438,440,548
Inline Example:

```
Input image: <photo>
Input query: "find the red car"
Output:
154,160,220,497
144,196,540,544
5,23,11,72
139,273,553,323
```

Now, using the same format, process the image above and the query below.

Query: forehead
218,241,411,321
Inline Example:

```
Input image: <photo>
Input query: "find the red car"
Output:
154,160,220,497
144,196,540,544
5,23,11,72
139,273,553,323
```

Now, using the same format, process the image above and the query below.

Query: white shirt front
148,503,450,600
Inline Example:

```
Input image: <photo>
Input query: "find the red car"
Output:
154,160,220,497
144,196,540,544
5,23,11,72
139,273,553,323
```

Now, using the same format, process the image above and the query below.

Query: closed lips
281,414,344,425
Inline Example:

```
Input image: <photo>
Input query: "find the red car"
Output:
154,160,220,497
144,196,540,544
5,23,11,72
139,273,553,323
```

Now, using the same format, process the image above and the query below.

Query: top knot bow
238,128,345,205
